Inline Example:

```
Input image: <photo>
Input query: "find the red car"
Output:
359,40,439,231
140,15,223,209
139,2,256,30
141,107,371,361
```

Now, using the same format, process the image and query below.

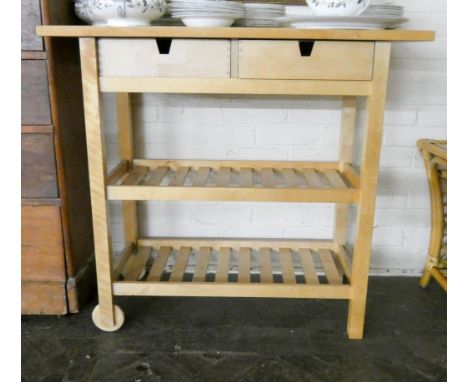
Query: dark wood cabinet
21,0,43,51
21,0,95,314
21,133,58,198
21,60,52,125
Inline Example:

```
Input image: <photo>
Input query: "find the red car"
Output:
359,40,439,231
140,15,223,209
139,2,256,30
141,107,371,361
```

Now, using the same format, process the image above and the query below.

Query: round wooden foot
92,305,125,332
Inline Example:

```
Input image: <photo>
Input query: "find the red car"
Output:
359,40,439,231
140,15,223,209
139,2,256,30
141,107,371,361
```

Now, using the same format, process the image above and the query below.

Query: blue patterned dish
305,0,371,16
74,0,167,26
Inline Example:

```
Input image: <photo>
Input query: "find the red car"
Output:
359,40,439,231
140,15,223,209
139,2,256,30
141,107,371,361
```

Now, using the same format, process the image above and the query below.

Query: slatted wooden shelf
106,159,360,203
112,239,352,299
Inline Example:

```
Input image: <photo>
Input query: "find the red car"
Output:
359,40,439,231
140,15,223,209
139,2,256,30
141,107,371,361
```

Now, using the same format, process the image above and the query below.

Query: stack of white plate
169,0,245,27
234,3,285,27
152,16,184,26
277,1,407,29
362,4,404,17
284,5,314,17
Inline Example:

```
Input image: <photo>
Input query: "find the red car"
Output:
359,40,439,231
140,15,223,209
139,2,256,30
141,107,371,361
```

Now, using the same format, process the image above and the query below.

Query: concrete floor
22,277,446,382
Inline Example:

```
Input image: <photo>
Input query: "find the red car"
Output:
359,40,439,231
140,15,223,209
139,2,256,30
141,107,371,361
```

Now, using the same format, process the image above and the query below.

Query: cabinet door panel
22,0,44,51
21,60,52,125
21,133,58,198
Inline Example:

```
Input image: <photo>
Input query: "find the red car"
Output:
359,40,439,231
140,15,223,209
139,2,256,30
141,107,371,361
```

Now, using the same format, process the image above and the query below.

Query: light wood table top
36,26,435,41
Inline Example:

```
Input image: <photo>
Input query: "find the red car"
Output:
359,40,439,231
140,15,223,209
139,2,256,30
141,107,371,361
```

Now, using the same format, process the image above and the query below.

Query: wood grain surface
21,205,66,282
21,0,43,50
21,60,52,125
21,133,58,198
37,26,435,42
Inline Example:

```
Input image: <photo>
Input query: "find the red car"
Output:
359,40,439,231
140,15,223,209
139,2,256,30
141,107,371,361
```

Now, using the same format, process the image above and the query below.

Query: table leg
79,37,124,331
347,42,391,339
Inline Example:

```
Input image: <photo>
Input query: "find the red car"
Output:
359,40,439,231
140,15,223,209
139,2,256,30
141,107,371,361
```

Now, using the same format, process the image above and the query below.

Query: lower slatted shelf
113,239,352,299
106,159,360,203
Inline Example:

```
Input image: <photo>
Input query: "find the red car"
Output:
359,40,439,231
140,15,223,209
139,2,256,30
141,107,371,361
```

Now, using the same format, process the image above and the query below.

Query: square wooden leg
347,42,391,339
80,37,122,330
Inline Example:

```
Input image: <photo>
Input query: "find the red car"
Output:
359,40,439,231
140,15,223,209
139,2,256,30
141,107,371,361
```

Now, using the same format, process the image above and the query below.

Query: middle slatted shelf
112,239,353,299
106,159,360,203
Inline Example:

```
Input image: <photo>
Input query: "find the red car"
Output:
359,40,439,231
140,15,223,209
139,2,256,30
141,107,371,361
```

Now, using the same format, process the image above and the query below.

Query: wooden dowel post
117,93,138,245
335,96,358,247
347,42,391,339
79,37,118,329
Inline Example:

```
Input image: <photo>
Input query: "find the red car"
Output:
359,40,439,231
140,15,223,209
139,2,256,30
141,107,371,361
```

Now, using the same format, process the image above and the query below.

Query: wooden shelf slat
169,166,189,186
279,248,296,284
282,168,298,187
323,170,348,189
259,248,273,284
217,167,231,187
319,249,343,285
107,159,359,203
238,247,251,283
336,246,352,282
146,166,169,186
121,166,148,186
114,243,133,279
299,248,319,285
117,241,349,293
192,246,211,282
215,247,231,283
240,168,253,187
193,166,210,186
260,168,275,188
170,246,191,282
147,246,172,281
303,169,323,188
121,246,151,281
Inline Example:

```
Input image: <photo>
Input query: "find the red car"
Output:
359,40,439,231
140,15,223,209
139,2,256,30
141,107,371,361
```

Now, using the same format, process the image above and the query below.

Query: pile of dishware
234,3,285,27
74,0,167,26
152,16,184,26
362,1,404,17
276,0,408,30
169,0,245,27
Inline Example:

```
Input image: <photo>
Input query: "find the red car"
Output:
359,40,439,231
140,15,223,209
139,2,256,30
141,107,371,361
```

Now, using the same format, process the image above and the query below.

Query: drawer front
239,40,374,80
21,133,58,198
22,205,66,282
21,60,52,125
21,0,43,51
98,38,231,78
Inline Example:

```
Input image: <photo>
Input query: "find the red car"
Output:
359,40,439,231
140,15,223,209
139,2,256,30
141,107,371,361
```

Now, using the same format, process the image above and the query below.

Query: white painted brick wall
103,0,446,276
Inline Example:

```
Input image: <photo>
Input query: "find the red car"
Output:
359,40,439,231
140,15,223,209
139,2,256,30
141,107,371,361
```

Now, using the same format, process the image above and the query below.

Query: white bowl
181,16,235,27
75,0,167,26
74,0,105,25
305,0,371,16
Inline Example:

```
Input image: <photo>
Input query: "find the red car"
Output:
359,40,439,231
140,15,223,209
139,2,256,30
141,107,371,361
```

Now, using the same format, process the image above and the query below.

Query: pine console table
37,26,434,338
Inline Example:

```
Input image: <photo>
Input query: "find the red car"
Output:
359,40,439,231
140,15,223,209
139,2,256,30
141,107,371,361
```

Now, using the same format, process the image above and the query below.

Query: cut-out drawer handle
155,38,172,54
298,41,315,57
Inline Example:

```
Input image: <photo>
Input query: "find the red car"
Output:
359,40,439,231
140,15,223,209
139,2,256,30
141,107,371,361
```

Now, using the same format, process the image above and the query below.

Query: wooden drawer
21,60,52,125
21,0,43,51
21,205,66,282
21,133,58,198
239,40,375,80
98,38,231,78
